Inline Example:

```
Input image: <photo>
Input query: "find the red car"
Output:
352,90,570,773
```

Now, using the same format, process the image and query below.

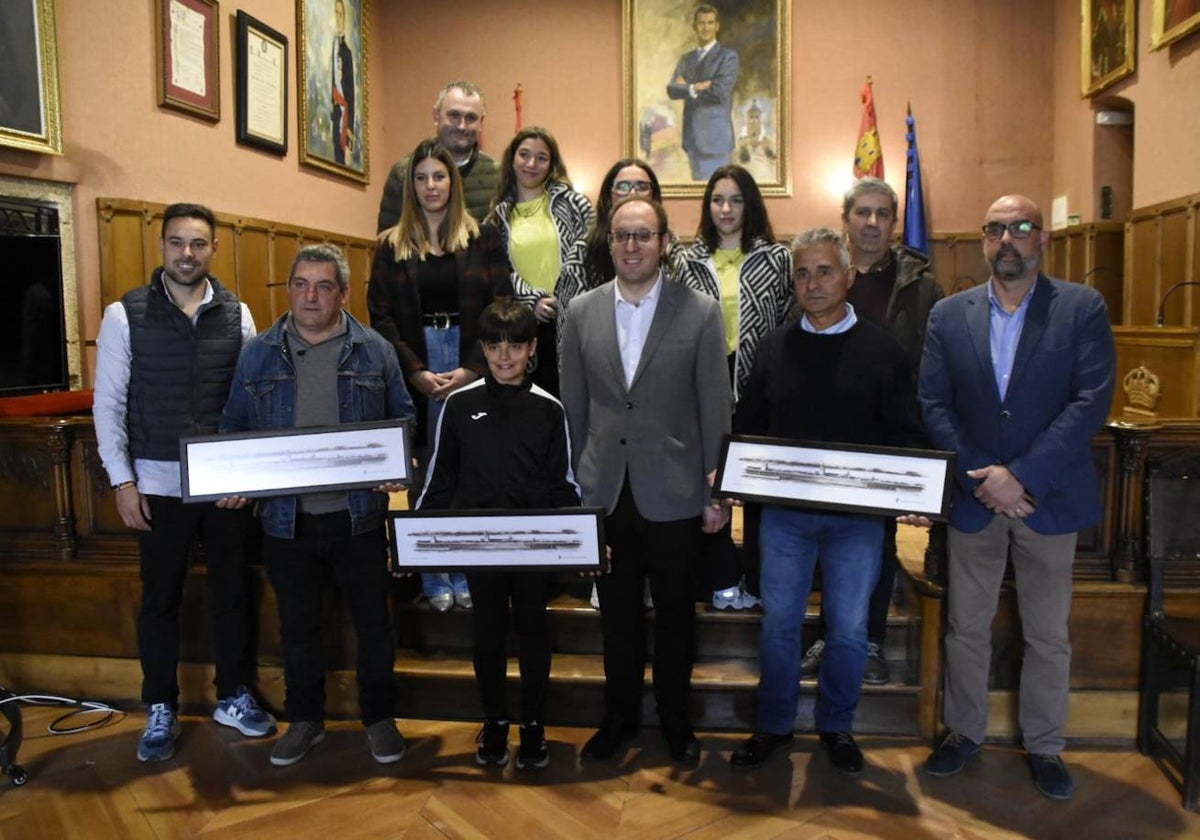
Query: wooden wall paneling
232,223,273,332
97,199,153,308
344,240,374,324
69,419,138,558
1160,208,1192,325
270,229,303,325
209,220,238,291
1126,212,1162,325
1112,327,1200,417
0,420,72,557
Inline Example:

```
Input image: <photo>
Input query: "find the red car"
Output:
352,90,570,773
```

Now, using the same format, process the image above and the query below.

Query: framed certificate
388,508,605,572
156,0,220,121
713,435,954,520
180,419,410,503
235,10,288,154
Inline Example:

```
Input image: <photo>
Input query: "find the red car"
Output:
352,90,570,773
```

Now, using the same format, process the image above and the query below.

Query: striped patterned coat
490,180,595,334
678,236,793,401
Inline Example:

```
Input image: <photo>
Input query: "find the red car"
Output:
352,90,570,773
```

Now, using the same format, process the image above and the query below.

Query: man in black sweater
729,228,924,775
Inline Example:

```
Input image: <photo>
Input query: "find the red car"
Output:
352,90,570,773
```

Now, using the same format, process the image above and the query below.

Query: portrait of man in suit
666,4,740,181
330,0,355,165
560,196,731,765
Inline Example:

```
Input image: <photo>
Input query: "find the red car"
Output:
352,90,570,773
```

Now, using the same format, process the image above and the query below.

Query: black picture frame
712,434,955,520
388,508,606,573
235,10,288,154
180,419,410,503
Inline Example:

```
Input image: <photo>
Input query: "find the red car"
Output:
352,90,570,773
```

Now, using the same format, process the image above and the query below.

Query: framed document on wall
235,11,288,154
156,0,220,121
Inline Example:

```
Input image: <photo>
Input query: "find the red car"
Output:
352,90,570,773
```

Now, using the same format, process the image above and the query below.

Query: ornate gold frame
1081,0,1136,96
0,0,63,155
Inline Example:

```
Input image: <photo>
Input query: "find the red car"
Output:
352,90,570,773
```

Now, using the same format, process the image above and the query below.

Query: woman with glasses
368,139,513,612
678,164,793,611
486,126,593,396
583,158,684,286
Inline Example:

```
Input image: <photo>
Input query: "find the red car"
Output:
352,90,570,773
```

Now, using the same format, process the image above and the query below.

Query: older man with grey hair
729,228,924,774
220,243,415,768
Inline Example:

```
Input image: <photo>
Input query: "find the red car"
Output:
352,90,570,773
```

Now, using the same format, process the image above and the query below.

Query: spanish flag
853,78,883,179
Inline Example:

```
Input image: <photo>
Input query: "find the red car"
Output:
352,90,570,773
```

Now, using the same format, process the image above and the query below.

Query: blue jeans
756,506,882,733
420,325,468,600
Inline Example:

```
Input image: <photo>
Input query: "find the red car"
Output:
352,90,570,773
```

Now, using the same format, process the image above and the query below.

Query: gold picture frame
0,0,63,155
1151,0,1200,49
297,0,369,183
1081,0,1136,96
623,0,790,197
156,0,221,122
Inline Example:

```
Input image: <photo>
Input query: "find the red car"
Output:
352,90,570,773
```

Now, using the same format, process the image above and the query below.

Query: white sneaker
712,586,741,610
739,587,761,609
589,582,600,609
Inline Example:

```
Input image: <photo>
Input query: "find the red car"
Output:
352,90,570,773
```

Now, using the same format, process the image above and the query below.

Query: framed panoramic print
388,508,606,573
1081,0,1136,96
235,11,288,154
156,0,220,121
0,0,62,154
1151,0,1200,49
623,0,790,197
297,0,368,182
712,435,955,521
179,419,410,503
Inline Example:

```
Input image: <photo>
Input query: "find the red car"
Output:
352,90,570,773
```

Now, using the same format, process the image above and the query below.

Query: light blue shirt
614,273,663,388
800,303,858,335
987,279,1034,401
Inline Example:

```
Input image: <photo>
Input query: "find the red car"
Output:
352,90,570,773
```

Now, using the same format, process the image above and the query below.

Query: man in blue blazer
666,4,739,181
561,195,731,765
918,195,1115,800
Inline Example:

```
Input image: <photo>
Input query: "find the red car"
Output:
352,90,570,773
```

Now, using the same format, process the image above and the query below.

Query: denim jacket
220,310,416,539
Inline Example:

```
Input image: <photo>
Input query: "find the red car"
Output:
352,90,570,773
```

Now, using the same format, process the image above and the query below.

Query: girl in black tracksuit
415,301,580,770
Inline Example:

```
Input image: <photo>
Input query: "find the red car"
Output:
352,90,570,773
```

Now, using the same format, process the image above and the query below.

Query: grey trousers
944,516,1077,754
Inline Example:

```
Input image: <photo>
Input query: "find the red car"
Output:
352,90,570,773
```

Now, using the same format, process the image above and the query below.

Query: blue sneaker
214,687,277,737
137,703,181,762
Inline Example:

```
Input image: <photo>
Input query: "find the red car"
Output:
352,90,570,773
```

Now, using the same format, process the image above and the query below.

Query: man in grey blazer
560,196,731,764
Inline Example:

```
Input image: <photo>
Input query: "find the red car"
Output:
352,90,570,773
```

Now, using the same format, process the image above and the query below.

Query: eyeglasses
609,229,661,245
982,220,1041,240
612,180,653,196
289,278,340,296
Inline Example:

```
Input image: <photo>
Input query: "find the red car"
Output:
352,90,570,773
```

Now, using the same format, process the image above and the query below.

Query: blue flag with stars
904,104,929,256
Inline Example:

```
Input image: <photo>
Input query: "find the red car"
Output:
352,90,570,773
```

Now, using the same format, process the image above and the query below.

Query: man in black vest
93,203,275,763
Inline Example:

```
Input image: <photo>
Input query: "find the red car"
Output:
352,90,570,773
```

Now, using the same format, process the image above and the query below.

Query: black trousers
137,495,253,707
263,514,396,725
595,480,701,734
466,570,551,723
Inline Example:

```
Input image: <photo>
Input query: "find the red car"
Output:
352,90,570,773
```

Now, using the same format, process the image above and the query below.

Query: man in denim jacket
220,243,415,768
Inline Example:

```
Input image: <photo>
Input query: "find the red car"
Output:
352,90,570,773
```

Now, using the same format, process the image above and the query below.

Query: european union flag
904,104,929,256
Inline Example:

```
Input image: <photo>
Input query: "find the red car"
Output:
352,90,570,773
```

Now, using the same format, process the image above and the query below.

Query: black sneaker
820,730,863,775
1029,752,1073,800
862,641,891,685
516,721,550,770
729,731,794,769
800,639,824,679
924,730,981,777
475,719,510,766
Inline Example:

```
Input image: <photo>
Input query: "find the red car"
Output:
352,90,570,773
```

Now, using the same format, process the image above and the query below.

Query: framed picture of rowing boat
179,418,410,503
712,435,954,520
387,508,606,572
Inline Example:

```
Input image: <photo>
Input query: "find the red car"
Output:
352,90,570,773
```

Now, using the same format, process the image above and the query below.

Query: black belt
421,312,460,329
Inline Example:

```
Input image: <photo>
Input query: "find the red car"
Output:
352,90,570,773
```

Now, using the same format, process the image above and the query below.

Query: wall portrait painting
1151,0,1200,49
624,0,790,197
0,0,62,155
1081,0,1136,96
297,0,368,182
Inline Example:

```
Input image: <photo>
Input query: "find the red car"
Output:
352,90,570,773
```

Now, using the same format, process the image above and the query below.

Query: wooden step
393,649,921,734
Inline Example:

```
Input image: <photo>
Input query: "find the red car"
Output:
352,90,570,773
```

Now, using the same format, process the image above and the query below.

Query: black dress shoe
820,730,863,775
581,718,638,761
729,731,794,769
665,730,700,764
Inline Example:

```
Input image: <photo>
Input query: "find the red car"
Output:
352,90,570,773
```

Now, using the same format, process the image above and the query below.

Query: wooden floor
3,708,1199,839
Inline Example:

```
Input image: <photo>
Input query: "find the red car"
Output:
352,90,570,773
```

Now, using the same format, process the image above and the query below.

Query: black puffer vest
121,270,243,461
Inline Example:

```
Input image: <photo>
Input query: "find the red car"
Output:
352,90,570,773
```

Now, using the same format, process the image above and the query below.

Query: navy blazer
666,43,739,157
918,275,1115,535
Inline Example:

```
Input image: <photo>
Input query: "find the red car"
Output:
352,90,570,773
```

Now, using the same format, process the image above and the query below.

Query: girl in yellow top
487,127,594,396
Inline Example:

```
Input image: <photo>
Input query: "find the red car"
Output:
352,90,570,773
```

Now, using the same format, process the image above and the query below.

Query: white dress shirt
613,272,664,389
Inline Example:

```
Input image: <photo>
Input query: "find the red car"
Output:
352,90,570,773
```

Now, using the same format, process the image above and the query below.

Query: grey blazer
560,277,732,521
